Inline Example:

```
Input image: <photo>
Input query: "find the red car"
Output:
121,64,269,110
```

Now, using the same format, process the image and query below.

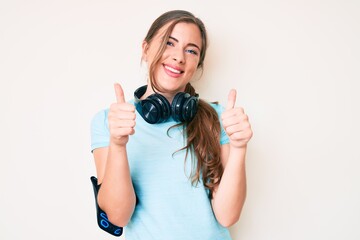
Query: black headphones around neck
134,85,199,124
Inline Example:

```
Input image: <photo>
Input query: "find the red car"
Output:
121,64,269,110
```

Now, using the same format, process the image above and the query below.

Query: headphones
134,85,199,124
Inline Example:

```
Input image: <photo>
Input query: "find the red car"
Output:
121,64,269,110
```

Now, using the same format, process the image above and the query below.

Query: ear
142,40,149,62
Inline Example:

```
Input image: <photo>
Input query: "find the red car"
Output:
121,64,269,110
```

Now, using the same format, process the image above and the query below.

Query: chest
126,120,195,195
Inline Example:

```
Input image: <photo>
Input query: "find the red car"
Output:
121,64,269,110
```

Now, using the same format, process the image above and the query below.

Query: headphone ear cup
181,96,199,122
141,94,171,124
150,94,171,121
141,97,162,124
171,92,187,122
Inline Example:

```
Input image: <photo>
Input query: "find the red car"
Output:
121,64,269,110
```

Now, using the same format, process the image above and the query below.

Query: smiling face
142,22,203,99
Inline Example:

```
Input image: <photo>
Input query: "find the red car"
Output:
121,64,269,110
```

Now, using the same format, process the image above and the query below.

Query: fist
108,83,136,146
221,89,253,148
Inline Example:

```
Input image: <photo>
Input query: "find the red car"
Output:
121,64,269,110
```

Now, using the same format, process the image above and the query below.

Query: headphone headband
134,85,147,103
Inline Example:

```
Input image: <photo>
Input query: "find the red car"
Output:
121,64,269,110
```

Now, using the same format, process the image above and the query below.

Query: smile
163,64,184,74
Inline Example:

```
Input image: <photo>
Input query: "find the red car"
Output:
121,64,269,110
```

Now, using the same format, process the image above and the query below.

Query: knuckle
129,121,136,127
236,107,244,113
108,119,116,126
222,119,228,127
249,130,253,138
110,103,118,109
125,128,134,135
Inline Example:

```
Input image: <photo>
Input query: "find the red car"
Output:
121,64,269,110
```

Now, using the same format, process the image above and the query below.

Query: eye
185,49,198,55
166,41,174,46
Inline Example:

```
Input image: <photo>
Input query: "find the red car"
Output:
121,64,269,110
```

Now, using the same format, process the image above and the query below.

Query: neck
141,85,184,104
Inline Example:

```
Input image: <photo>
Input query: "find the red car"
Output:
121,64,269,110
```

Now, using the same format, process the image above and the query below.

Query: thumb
114,83,126,103
226,89,237,110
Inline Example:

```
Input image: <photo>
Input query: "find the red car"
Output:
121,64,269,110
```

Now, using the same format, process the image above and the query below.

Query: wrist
229,144,247,158
229,142,247,151
110,136,128,147
109,140,127,151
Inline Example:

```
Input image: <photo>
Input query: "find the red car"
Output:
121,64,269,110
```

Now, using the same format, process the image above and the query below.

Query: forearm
98,142,136,226
212,146,247,227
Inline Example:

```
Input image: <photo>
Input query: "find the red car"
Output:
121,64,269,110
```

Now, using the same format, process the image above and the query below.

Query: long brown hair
143,10,223,197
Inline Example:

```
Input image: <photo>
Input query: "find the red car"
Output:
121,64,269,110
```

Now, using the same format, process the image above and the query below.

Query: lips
163,64,184,77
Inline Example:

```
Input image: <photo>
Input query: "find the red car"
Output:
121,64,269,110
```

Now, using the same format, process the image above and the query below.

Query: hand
221,89,253,148
108,83,136,146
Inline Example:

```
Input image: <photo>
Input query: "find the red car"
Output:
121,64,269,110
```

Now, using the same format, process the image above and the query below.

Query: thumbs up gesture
221,89,253,148
108,83,136,146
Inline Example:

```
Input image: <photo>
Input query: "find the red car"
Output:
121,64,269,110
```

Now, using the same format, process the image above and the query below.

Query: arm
211,89,253,227
93,83,136,227
94,144,136,227
211,144,247,227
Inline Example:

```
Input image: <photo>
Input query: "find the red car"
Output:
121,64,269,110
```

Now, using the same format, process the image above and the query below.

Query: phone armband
90,176,123,237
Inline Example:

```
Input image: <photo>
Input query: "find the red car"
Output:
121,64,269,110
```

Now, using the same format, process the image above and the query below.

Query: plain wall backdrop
1,0,359,239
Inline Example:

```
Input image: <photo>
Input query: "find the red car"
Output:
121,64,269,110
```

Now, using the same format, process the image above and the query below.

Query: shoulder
90,108,110,151
207,102,226,116
204,101,230,145
91,108,110,128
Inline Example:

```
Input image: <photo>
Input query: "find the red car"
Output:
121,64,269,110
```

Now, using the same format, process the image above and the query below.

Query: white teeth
165,65,182,74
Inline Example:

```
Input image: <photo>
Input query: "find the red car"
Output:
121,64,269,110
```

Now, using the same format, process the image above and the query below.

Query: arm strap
90,176,123,237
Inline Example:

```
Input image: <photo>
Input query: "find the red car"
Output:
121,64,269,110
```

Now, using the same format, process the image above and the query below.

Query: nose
172,49,185,64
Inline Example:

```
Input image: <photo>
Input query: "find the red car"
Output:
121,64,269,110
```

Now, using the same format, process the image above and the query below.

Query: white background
1,1,359,239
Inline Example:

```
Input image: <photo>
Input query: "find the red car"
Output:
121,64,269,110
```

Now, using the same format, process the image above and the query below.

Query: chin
155,79,187,93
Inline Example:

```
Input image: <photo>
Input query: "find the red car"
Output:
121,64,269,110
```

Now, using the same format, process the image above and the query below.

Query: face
142,22,202,97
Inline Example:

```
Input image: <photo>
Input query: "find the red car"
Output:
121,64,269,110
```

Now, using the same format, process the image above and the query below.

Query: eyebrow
169,36,201,51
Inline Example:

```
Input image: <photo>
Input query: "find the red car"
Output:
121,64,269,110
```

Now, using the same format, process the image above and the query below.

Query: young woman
91,10,253,239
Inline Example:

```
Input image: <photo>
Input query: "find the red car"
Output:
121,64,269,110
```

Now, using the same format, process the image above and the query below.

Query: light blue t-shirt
91,100,231,240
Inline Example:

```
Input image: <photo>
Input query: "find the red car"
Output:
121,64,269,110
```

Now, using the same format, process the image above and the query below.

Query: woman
91,10,253,239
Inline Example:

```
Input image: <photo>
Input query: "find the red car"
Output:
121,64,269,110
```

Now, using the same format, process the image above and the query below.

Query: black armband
90,176,123,237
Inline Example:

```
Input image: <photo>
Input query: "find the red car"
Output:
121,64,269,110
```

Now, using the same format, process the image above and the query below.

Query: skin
93,21,253,227
141,22,203,102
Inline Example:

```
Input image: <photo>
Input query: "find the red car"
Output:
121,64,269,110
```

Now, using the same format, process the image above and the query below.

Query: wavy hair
143,10,223,197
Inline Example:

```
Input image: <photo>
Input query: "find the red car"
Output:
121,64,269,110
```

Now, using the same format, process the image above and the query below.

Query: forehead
157,22,202,48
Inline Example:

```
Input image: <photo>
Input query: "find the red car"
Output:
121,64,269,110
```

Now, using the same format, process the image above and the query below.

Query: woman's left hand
221,89,253,148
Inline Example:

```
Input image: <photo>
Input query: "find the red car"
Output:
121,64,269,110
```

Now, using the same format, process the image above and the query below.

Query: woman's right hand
108,83,136,146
